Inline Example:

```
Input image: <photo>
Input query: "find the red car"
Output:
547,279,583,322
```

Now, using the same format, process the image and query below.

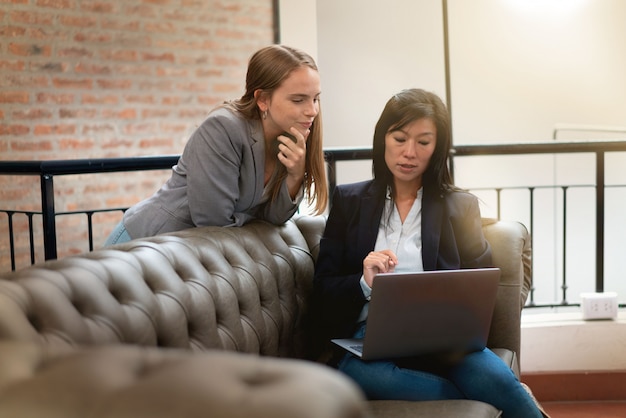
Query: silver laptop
331,268,500,361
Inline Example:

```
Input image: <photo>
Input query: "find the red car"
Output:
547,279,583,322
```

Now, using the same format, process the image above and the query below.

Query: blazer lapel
421,186,444,270
358,182,385,255
249,119,265,202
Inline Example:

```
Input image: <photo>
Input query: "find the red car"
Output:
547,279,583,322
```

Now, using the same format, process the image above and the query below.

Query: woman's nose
403,140,417,157
304,99,319,117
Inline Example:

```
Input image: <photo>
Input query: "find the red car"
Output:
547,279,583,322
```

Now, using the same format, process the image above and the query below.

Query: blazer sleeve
255,180,302,225
311,185,372,341
182,112,254,227
449,191,492,268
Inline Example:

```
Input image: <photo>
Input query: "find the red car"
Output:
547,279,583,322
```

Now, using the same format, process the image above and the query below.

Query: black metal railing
2,140,626,308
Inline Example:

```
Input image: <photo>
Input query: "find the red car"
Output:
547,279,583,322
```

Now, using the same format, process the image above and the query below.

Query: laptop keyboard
349,345,363,353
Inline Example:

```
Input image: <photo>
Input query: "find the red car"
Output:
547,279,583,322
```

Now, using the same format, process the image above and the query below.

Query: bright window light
506,0,587,15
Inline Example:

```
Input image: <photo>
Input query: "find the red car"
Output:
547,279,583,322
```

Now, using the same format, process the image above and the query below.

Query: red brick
178,81,210,92
123,122,158,135
59,15,99,28
144,22,176,33
75,63,113,75
178,108,208,119
0,25,27,36
82,124,116,135
213,82,240,93
0,60,26,71
12,108,53,120
122,4,158,18
139,138,174,149
52,77,93,89
83,182,119,194
59,108,98,118
57,47,93,58
141,109,171,118
198,95,223,107
161,96,182,106
101,138,134,149
81,94,118,105
161,123,188,134
4,74,49,88
26,26,67,40
30,61,69,72
10,139,53,151
0,91,29,103
141,52,175,63
100,19,140,31
96,79,132,90
79,2,117,13
8,42,52,57
99,49,138,62
142,0,171,5
114,64,153,76
101,108,137,119
33,124,76,135
124,95,156,104
36,92,75,104
156,67,188,77
60,138,95,150
0,124,30,135
36,0,72,9
10,10,55,25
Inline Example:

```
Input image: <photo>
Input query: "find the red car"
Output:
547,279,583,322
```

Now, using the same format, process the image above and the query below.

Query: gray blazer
123,107,302,239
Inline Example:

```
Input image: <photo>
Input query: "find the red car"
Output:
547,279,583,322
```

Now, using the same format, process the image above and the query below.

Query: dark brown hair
372,88,454,194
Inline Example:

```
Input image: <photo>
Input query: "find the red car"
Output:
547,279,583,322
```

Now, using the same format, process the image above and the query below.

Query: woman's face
261,66,321,141
384,117,437,189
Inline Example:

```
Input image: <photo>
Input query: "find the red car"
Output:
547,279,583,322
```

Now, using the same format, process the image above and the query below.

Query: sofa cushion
0,341,369,418
368,400,501,418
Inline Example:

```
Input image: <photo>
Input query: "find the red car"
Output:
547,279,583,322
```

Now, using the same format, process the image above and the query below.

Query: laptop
331,267,500,361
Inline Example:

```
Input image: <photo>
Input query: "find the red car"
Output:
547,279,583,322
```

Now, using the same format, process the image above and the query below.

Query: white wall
279,0,626,304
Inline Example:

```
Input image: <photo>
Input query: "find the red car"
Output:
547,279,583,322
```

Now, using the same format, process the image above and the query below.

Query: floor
542,401,626,418
523,370,626,418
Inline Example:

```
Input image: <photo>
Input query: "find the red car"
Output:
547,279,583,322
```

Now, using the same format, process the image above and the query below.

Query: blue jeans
103,221,133,247
337,323,542,418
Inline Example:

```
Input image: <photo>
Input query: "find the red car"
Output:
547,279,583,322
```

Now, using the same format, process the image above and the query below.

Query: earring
262,110,267,120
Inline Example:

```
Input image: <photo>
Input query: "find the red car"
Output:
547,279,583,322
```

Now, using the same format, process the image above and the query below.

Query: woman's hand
277,127,308,198
363,250,398,287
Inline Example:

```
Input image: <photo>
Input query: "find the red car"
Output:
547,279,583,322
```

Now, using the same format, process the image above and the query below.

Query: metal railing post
40,173,57,260
596,151,605,292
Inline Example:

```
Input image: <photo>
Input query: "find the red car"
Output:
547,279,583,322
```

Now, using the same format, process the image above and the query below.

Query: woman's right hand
363,250,398,287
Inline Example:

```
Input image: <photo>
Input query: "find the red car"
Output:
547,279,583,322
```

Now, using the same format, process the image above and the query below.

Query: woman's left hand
278,127,308,198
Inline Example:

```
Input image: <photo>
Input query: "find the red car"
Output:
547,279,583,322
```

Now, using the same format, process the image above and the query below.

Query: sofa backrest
0,215,530,362
0,219,316,358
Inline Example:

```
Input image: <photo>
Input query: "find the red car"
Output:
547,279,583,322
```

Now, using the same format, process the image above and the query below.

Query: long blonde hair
223,44,328,214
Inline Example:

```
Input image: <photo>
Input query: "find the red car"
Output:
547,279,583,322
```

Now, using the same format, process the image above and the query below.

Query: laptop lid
332,267,500,360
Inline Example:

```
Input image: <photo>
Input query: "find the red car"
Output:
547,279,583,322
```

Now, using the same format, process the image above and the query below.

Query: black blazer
309,179,492,356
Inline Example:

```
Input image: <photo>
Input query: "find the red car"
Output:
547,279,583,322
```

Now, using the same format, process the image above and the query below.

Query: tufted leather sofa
0,215,531,418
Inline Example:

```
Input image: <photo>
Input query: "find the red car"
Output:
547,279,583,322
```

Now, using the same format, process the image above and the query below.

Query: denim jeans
337,323,542,418
103,221,133,247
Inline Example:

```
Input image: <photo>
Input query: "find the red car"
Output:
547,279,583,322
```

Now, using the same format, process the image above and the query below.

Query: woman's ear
254,89,268,112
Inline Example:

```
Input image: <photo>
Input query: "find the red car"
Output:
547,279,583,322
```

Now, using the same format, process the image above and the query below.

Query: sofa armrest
481,218,532,364
0,341,369,418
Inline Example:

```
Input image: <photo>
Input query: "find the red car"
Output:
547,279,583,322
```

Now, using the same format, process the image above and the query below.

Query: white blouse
358,187,424,321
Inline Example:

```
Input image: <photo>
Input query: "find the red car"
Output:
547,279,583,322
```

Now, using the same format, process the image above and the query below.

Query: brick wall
0,0,274,271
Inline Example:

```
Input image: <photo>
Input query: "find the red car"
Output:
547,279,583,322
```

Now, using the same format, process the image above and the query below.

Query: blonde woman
105,45,327,245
